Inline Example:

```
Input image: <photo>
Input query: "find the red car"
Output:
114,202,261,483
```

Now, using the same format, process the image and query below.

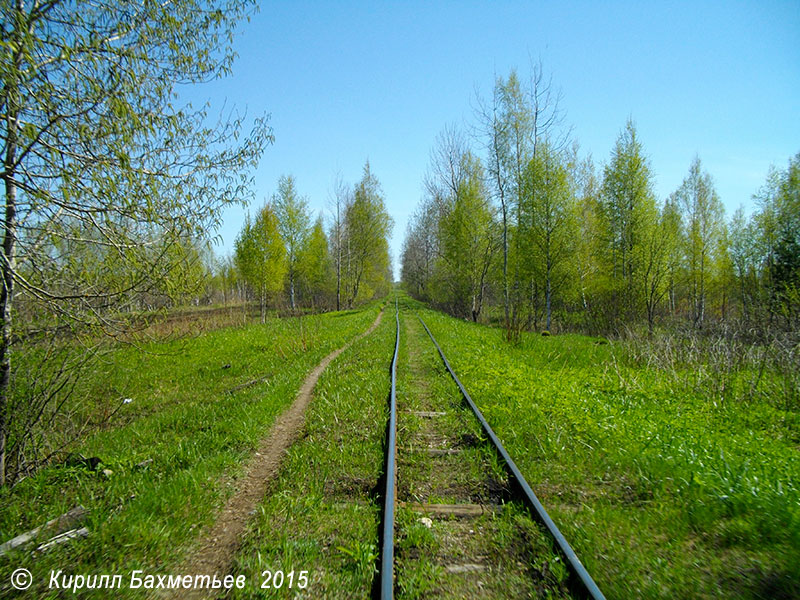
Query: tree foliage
230,166,392,314
674,157,725,327
297,216,334,308
0,0,272,485
234,204,286,321
402,64,799,342
273,175,310,310
338,162,393,307
600,119,659,315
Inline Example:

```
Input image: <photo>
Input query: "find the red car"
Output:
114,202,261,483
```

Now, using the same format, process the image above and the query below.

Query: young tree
273,175,310,311
341,162,392,307
571,154,606,321
476,75,513,328
0,0,271,485
234,205,287,322
476,63,565,334
728,207,758,319
637,201,679,335
753,153,800,327
771,155,800,302
521,142,575,331
216,254,245,305
661,193,685,317
674,157,725,327
328,175,353,311
436,151,497,321
401,199,439,301
601,119,658,321
297,216,334,308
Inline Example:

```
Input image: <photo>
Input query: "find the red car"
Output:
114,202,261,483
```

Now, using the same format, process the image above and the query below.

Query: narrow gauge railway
379,297,605,599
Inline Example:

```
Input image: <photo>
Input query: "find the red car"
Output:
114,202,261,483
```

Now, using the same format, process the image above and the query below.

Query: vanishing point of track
378,297,605,599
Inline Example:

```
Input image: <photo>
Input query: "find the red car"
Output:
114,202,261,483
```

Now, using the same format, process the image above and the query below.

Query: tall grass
620,327,800,411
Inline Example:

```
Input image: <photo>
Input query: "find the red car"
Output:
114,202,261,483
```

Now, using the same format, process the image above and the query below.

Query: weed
337,540,379,574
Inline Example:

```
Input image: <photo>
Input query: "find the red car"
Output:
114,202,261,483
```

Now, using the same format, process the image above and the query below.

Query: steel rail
417,314,606,600
379,298,400,600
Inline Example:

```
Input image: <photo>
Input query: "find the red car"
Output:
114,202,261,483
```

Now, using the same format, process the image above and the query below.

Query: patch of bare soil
169,309,383,599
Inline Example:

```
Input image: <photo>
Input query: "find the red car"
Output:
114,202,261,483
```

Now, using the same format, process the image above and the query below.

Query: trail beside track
172,308,384,599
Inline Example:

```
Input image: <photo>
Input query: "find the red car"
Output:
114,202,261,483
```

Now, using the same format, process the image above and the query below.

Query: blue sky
191,1,800,277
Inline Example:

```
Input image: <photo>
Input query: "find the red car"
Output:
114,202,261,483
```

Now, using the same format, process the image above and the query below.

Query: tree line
401,65,799,338
230,162,393,319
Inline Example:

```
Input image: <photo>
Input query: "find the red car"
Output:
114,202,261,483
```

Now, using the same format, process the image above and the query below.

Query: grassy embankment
415,299,799,599
0,303,380,598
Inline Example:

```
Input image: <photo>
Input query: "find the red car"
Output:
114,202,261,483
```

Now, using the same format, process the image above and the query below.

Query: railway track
379,298,605,599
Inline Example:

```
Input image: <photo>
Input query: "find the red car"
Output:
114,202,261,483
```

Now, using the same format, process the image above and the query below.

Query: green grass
228,304,395,599
393,305,570,599
0,304,380,599
412,298,800,599
7,291,795,598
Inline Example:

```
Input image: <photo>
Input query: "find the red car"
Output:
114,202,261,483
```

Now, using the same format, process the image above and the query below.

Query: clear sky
190,0,800,278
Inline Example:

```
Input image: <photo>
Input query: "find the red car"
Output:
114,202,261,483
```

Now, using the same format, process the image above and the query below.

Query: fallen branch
36,527,90,552
0,506,88,557
227,372,273,394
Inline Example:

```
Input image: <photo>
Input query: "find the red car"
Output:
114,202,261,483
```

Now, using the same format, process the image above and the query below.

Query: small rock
419,517,433,528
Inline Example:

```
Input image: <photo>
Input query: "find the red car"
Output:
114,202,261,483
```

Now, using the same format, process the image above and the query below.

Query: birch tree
476,76,512,328
297,216,334,308
638,202,678,335
521,142,574,331
436,151,496,321
0,0,271,485
341,162,392,307
401,199,439,301
234,204,286,321
675,157,724,327
273,175,310,311
752,153,800,327
601,120,657,319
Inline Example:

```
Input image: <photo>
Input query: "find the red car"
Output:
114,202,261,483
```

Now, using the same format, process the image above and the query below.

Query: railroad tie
398,446,460,457
401,502,503,518
402,410,446,418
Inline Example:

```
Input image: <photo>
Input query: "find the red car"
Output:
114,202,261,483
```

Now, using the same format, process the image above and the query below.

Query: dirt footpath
171,309,384,599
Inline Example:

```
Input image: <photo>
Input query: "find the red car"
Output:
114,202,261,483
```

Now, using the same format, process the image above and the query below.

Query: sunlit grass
0,304,379,599
229,304,394,598
415,298,800,599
